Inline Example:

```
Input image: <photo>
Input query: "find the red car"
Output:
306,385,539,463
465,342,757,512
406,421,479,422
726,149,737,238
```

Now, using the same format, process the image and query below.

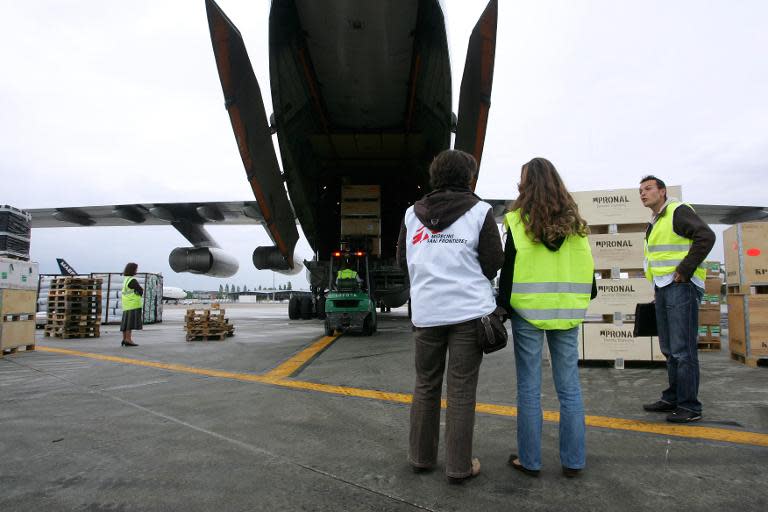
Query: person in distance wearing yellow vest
640,176,714,423
336,260,361,286
120,262,143,347
497,158,596,478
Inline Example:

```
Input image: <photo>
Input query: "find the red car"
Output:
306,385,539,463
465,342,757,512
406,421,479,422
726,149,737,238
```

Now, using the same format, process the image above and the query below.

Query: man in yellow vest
336,260,361,289
640,176,714,423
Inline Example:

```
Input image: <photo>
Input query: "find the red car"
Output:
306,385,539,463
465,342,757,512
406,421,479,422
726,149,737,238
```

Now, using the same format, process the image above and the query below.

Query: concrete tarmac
1,303,766,511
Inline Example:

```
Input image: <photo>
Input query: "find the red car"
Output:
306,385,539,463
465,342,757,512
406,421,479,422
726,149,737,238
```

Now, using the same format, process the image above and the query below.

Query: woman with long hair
498,157,595,478
120,262,143,347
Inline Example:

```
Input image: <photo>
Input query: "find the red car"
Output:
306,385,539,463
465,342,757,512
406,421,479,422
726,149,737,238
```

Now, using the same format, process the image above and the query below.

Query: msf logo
412,225,440,245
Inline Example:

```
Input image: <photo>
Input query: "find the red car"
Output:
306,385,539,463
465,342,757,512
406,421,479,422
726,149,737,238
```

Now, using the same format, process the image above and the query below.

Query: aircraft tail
56,258,78,276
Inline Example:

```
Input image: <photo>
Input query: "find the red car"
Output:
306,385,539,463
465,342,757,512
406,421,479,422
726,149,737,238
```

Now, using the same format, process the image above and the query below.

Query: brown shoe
447,458,480,484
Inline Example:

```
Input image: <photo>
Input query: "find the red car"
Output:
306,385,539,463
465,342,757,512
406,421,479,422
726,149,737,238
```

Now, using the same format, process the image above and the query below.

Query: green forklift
323,248,377,336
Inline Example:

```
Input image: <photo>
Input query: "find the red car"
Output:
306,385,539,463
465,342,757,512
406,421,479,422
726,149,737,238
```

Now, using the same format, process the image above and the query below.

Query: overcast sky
2,1,766,290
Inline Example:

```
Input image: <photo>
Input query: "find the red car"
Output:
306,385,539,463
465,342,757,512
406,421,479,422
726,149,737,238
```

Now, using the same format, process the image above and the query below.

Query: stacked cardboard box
185,308,234,341
572,186,681,363
724,222,768,367
340,185,381,256
44,277,102,339
698,262,723,351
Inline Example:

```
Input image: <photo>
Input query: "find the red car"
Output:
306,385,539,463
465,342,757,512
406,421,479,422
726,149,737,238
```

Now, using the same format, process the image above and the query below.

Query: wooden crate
705,277,722,296
724,222,768,289
572,186,682,225
340,218,381,237
341,200,380,216
341,185,380,200
1,319,35,354
727,294,768,359
583,323,653,361
699,305,720,326
589,232,646,270
587,278,654,316
0,289,36,316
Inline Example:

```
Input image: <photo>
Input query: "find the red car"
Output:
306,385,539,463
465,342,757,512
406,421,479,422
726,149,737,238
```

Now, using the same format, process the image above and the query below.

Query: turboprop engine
169,247,239,277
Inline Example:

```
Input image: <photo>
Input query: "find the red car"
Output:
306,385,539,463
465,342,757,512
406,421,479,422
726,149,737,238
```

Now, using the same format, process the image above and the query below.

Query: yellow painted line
267,379,768,448
264,334,340,378
35,345,768,448
37,346,269,383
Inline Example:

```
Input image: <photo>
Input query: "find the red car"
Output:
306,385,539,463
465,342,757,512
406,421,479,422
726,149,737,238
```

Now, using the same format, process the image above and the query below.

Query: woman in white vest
120,262,143,347
397,149,503,483
497,158,596,478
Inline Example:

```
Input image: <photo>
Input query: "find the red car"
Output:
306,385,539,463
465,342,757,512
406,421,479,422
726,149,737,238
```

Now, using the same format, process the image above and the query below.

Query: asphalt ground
1,303,766,511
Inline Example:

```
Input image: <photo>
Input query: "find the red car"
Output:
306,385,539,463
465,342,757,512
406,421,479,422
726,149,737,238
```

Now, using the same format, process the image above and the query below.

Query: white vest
405,201,496,327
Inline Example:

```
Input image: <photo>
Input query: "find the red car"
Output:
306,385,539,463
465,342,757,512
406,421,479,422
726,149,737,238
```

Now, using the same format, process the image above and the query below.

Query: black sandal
508,454,540,477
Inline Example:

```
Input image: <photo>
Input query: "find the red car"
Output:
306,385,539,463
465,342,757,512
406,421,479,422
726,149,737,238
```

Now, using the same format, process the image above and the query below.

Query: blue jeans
511,312,585,470
654,282,703,413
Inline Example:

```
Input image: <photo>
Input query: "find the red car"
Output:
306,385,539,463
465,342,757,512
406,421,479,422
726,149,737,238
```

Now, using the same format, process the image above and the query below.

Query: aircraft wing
26,201,272,228
25,200,299,278
688,204,768,224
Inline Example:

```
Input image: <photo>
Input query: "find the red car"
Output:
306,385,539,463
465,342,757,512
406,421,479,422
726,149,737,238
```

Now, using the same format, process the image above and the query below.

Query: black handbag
633,302,658,337
476,307,509,354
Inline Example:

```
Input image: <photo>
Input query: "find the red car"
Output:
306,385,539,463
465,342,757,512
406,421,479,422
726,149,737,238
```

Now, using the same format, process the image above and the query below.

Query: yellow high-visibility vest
336,269,358,280
644,202,707,282
505,210,594,330
122,276,143,311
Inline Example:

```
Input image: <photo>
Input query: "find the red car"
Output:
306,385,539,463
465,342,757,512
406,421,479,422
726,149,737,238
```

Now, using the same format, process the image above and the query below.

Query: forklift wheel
363,315,374,336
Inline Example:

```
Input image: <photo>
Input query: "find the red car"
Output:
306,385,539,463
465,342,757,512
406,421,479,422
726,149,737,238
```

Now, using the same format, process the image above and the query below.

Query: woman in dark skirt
120,262,143,347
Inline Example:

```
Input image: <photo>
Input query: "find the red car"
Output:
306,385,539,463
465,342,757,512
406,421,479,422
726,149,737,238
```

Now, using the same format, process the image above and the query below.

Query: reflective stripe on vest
505,210,594,330
644,202,707,282
122,276,142,311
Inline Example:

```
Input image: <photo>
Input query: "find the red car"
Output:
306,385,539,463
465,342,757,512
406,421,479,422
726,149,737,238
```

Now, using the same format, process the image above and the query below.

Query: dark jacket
497,227,597,315
126,277,143,297
396,188,504,281
645,203,716,281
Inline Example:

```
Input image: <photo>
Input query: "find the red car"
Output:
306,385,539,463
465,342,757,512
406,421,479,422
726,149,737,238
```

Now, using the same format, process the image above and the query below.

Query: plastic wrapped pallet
90,271,162,324
0,205,32,260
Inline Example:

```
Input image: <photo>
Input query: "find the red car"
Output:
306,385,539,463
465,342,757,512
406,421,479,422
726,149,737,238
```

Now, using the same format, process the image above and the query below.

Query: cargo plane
25,0,767,321
28,0,500,319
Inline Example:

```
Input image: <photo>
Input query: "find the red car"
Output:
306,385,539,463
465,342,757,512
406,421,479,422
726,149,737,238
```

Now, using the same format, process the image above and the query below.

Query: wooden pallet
186,333,227,342
2,313,34,322
49,289,102,298
1,343,35,358
44,325,100,339
184,308,234,340
50,277,102,288
697,340,722,351
47,313,99,321
730,352,768,368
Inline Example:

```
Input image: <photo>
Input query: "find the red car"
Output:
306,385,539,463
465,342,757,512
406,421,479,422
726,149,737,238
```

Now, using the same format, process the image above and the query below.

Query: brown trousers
408,319,483,478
